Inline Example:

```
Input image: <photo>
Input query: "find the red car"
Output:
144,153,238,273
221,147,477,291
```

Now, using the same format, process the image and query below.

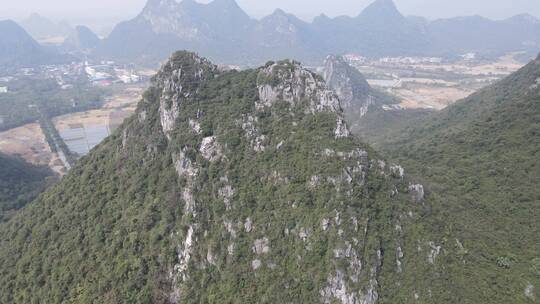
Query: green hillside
373,55,540,303
0,153,54,222
0,52,444,303
1,51,538,304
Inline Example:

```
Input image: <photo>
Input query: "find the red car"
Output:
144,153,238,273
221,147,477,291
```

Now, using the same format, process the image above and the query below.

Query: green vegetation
0,77,106,131
0,52,427,303
352,108,434,145
0,153,55,222
1,51,538,303
363,55,540,303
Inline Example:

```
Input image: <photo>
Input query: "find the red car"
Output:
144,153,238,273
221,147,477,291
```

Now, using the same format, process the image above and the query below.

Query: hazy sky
1,0,539,23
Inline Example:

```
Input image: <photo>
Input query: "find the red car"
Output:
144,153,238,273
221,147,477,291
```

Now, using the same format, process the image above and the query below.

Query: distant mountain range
0,20,67,69
19,13,72,40
95,0,540,66
5,0,540,67
62,25,101,54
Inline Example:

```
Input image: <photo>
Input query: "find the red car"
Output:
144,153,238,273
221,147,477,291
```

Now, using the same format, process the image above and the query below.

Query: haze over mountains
95,0,540,66
0,20,67,69
61,25,101,54
3,0,540,68
19,13,72,40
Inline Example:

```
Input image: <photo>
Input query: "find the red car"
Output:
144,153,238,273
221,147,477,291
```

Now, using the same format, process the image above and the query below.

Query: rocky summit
0,51,437,303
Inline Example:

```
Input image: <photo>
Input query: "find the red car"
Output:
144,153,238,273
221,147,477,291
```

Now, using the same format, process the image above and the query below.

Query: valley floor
350,52,525,109
0,85,145,174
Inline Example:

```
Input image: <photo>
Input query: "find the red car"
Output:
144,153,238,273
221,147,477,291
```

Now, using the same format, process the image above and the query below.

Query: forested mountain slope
1,51,537,304
0,153,54,222
372,54,540,303
0,52,445,304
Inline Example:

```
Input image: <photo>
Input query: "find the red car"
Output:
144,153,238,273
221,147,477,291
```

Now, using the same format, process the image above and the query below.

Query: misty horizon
1,0,540,29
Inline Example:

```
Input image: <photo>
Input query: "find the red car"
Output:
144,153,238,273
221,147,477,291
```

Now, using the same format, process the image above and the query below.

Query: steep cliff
0,52,442,303
322,55,399,120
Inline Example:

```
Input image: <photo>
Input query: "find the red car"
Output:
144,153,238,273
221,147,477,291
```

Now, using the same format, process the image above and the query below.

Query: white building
0,87,8,93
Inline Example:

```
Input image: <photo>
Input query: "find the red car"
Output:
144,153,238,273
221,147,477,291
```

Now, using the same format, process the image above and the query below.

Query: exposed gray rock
159,94,180,140
241,115,267,151
244,218,253,232
335,211,342,226
298,228,311,242
252,259,262,270
253,135,267,152
322,218,331,231
320,270,359,304
257,84,279,107
223,220,237,238
256,60,340,114
154,52,216,141
170,225,195,303
269,170,289,184
252,238,270,255
182,189,196,215
227,243,235,256
525,283,535,301
335,118,351,138
351,217,359,232
200,136,223,162
427,242,442,264
173,151,198,179
189,119,202,134
218,185,235,210
309,175,322,188
409,184,425,202
173,149,199,217
323,55,383,120
390,164,405,178
396,246,404,273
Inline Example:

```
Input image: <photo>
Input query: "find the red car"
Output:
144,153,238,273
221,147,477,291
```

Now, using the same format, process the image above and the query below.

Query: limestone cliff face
154,52,217,139
256,60,341,114
0,52,437,304
146,53,427,303
323,55,380,119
